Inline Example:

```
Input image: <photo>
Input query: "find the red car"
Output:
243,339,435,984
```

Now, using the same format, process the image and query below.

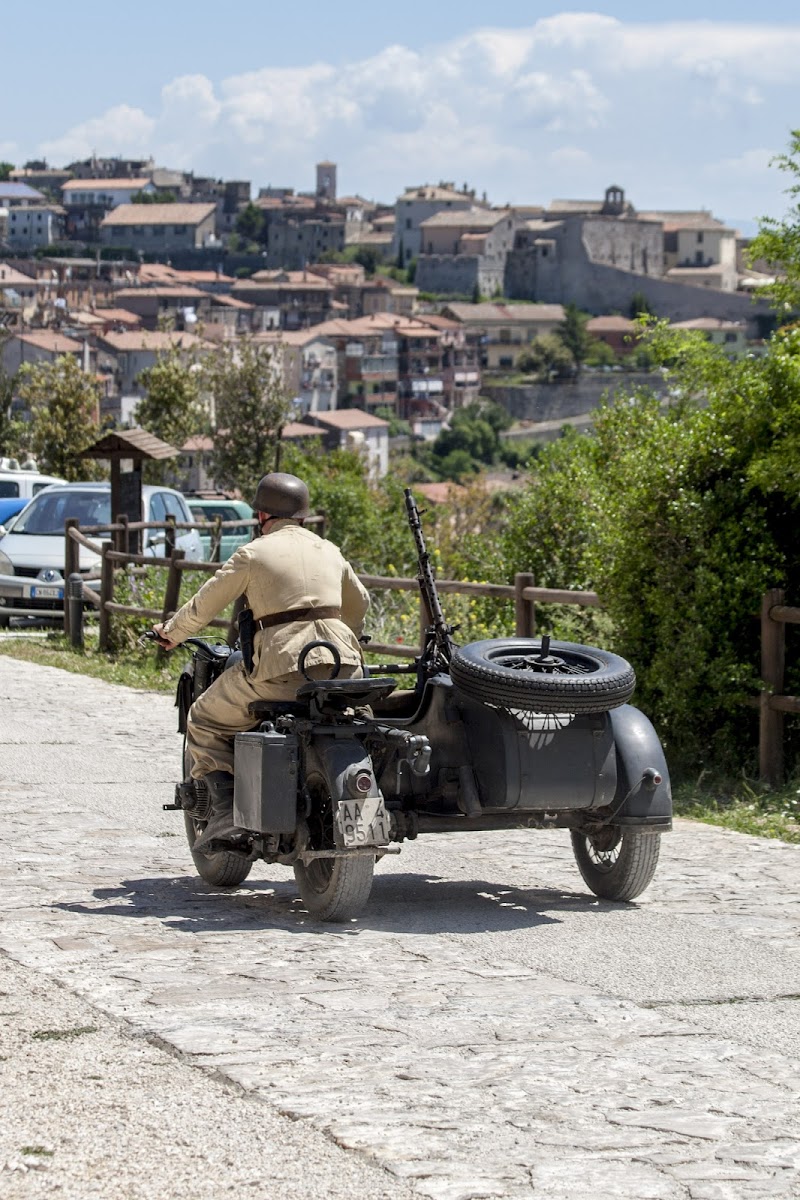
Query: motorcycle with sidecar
163,489,671,921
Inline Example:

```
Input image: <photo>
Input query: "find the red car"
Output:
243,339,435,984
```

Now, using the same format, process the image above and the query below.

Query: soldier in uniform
153,472,369,851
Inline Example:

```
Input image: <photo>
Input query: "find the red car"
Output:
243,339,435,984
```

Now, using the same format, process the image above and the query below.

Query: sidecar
368,635,671,902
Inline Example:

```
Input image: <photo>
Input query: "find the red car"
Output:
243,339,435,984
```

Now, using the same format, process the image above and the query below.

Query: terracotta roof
182,435,214,451
211,295,254,310
444,302,565,324
16,331,82,353
420,208,508,229
100,203,216,226
62,178,152,191
586,316,636,332
114,285,209,300
312,410,389,431
0,265,38,287
98,331,209,351
281,421,324,438
92,308,142,325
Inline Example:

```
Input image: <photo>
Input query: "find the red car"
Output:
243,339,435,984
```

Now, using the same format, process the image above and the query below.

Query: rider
153,471,369,851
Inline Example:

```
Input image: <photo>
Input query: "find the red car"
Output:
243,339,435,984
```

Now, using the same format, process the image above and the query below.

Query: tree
0,363,23,457
747,129,800,313
235,202,264,243
133,346,206,482
0,162,14,182
131,189,176,204
517,334,575,380
556,304,592,370
630,290,655,319
16,355,103,480
202,339,292,500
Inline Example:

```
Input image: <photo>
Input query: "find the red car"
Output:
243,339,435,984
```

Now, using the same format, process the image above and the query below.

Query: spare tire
450,637,635,714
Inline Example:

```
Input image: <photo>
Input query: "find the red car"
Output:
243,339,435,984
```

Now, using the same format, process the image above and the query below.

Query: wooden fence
63,520,600,657
759,587,800,786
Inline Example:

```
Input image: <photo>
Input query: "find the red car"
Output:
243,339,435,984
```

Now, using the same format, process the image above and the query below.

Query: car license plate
30,586,63,599
337,797,390,847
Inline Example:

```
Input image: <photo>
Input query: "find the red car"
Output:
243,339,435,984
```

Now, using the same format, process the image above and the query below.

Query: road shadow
53,868,617,936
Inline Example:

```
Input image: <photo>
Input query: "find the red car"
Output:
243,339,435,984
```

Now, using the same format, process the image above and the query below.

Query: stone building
99,203,218,253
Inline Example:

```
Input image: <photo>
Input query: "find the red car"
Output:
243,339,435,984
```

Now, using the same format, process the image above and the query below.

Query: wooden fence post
165,515,176,558
159,547,185,661
211,515,222,563
116,514,129,556
514,572,536,637
162,548,185,622
98,544,114,652
63,519,80,637
760,587,786,787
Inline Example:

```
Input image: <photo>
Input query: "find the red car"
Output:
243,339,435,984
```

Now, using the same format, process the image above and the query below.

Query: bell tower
316,161,337,201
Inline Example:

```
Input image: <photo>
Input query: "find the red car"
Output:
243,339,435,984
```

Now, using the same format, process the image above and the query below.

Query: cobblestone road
1,657,800,1199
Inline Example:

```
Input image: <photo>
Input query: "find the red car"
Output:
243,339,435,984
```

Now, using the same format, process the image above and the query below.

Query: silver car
0,482,203,626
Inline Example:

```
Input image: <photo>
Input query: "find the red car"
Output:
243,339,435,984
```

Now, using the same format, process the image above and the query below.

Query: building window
173,225,186,234
405,218,412,229
697,232,704,244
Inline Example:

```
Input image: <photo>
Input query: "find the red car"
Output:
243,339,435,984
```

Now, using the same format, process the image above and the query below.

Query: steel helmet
251,472,310,519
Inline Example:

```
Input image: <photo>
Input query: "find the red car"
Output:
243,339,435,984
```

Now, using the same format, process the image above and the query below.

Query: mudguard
609,705,672,828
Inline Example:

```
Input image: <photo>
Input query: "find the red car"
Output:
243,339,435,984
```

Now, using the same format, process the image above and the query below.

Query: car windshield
12,490,112,534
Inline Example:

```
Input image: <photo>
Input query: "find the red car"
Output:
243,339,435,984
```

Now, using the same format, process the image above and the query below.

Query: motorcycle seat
295,677,397,707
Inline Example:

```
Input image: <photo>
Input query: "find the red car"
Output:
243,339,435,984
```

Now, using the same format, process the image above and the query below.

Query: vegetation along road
1,656,799,1199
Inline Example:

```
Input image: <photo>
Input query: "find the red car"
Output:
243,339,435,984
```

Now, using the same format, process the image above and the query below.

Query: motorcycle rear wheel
294,854,374,922
294,772,375,920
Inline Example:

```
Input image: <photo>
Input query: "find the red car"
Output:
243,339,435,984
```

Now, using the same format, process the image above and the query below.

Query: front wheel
182,746,252,889
571,827,660,901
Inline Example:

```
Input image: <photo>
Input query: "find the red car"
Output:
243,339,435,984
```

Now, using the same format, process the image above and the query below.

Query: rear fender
609,705,672,827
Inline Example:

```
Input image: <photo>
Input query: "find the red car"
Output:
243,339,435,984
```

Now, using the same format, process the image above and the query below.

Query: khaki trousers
187,659,361,777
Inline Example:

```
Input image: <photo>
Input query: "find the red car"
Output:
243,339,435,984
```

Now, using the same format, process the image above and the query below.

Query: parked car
0,482,203,625
0,464,65,525
186,497,255,562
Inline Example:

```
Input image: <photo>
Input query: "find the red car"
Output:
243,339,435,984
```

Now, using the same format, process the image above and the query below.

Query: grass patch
21,1146,54,1157
0,629,185,693
674,772,800,844
31,1026,97,1041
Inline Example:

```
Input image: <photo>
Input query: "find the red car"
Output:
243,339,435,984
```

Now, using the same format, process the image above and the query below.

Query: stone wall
483,370,670,423
415,254,504,297
505,223,774,337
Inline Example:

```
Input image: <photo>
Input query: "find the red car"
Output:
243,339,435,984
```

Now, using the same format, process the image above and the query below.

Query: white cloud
40,104,156,164
33,16,800,217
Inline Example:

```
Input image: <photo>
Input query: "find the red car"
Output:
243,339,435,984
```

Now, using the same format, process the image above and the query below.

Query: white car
0,482,203,626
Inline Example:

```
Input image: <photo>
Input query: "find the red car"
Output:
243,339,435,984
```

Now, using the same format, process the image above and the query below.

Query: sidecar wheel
570,827,660,901
450,637,635,714
182,747,252,888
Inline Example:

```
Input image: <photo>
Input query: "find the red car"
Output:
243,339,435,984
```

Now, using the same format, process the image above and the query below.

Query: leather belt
254,605,342,631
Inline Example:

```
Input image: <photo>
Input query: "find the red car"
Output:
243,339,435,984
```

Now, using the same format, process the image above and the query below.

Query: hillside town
0,154,777,484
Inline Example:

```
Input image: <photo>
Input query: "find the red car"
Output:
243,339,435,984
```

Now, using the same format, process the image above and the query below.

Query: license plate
337,797,390,847
30,586,63,599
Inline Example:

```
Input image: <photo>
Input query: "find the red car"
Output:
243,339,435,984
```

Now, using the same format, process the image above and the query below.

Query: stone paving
1,656,800,1199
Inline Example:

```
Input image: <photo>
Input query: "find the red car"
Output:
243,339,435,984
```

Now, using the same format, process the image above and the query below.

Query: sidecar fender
609,705,672,828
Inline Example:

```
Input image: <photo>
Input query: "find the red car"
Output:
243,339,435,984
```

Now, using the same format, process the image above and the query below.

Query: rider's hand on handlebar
152,623,179,652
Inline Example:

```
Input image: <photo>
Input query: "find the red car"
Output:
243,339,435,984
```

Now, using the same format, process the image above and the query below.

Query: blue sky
5,2,800,234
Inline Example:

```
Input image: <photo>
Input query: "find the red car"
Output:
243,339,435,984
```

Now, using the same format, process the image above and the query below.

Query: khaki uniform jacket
162,521,369,680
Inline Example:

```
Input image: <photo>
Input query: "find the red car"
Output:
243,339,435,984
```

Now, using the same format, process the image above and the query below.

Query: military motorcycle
160,489,671,921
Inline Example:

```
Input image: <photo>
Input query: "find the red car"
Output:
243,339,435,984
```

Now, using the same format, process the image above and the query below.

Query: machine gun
404,487,457,677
